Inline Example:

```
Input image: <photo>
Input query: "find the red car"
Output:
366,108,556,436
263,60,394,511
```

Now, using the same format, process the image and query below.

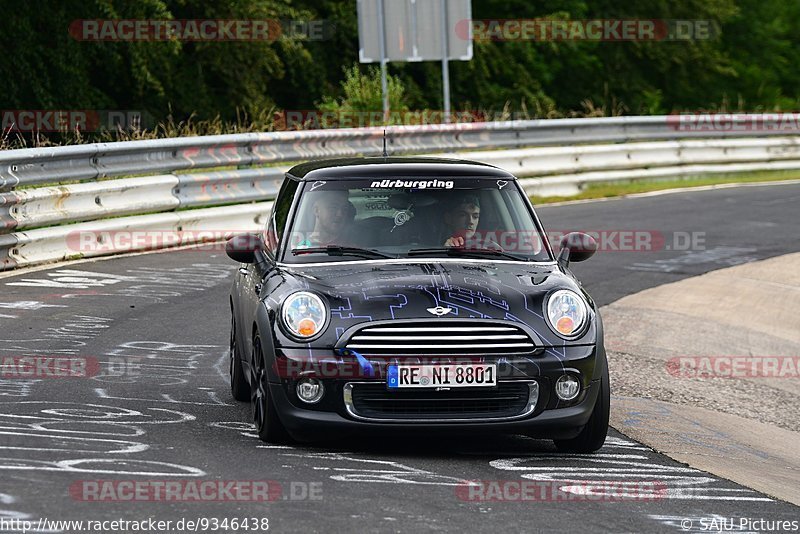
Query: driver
296,190,356,247
442,193,481,247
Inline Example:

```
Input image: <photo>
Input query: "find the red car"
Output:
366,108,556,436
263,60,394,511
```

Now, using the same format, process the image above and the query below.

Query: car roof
286,157,516,181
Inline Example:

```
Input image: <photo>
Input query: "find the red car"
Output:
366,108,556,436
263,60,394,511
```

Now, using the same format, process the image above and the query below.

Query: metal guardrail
2,115,796,191
448,137,800,196
1,115,798,271
5,203,272,270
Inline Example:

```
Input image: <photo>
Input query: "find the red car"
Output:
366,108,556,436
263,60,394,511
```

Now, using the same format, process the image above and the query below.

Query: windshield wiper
407,247,528,261
291,245,394,260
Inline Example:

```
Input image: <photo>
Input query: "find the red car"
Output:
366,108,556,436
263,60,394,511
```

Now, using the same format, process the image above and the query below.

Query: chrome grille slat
365,326,516,332
341,320,537,356
352,335,528,341
348,343,534,349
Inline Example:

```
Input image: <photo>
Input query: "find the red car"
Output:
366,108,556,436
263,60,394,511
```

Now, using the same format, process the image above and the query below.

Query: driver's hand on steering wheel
445,235,505,251
444,236,465,247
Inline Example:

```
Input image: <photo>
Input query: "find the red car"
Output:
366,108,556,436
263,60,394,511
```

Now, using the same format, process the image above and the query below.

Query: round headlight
281,291,328,340
546,290,588,339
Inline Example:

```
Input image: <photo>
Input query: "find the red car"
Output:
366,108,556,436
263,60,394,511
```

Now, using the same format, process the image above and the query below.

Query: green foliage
1,0,798,143
317,65,408,126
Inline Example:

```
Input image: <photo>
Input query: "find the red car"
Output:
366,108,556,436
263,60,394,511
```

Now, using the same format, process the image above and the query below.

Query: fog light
296,378,324,404
555,374,581,401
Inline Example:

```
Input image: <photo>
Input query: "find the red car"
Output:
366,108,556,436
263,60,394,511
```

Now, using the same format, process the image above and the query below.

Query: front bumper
270,379,599,441
267,343,604,441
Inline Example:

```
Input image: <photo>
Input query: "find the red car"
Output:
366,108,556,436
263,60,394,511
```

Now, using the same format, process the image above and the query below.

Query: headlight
545,290,588,339
281,291,328,340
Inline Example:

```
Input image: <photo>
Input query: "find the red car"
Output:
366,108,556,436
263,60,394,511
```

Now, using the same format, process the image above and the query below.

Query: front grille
343,381,538,421
341,320,537,356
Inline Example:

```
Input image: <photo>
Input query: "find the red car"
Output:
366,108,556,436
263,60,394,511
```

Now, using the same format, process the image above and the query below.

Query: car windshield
281,177,552,263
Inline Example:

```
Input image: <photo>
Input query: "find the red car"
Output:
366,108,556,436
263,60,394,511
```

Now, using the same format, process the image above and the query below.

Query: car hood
272,260,597,348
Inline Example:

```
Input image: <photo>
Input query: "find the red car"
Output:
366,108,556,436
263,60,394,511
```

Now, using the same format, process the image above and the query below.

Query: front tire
251,332,291,443
229,313,251,402
554,363,610,453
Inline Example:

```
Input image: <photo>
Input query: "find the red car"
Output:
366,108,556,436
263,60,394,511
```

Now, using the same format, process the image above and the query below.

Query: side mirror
225,233,262,264
557,232,597,268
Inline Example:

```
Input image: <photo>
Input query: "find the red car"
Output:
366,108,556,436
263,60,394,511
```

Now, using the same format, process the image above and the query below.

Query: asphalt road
1,183,799,533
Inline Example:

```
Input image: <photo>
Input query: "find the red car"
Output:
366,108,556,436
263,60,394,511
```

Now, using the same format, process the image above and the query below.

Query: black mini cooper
226,157,609,453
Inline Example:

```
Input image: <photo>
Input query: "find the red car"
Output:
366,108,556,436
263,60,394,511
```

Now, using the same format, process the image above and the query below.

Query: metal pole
378,0,390,123
440,0,451,124
410,0,419,59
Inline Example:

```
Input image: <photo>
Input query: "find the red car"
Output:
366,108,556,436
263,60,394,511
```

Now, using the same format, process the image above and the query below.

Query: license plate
387,364,497,389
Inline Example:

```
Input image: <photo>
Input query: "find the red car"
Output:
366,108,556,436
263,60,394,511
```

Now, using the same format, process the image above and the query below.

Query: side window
264,177,299,252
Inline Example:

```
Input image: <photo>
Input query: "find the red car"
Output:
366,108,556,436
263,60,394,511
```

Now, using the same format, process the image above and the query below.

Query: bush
316,65,409,127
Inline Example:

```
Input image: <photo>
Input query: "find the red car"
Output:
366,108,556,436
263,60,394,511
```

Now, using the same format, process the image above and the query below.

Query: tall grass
0,107,280,150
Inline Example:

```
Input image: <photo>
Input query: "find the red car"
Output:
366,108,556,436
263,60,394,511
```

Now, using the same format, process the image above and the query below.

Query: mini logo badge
427,306,453,316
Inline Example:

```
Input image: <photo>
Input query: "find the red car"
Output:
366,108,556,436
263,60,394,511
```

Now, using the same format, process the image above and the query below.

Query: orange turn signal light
297,318,318,337
555,316,575,335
